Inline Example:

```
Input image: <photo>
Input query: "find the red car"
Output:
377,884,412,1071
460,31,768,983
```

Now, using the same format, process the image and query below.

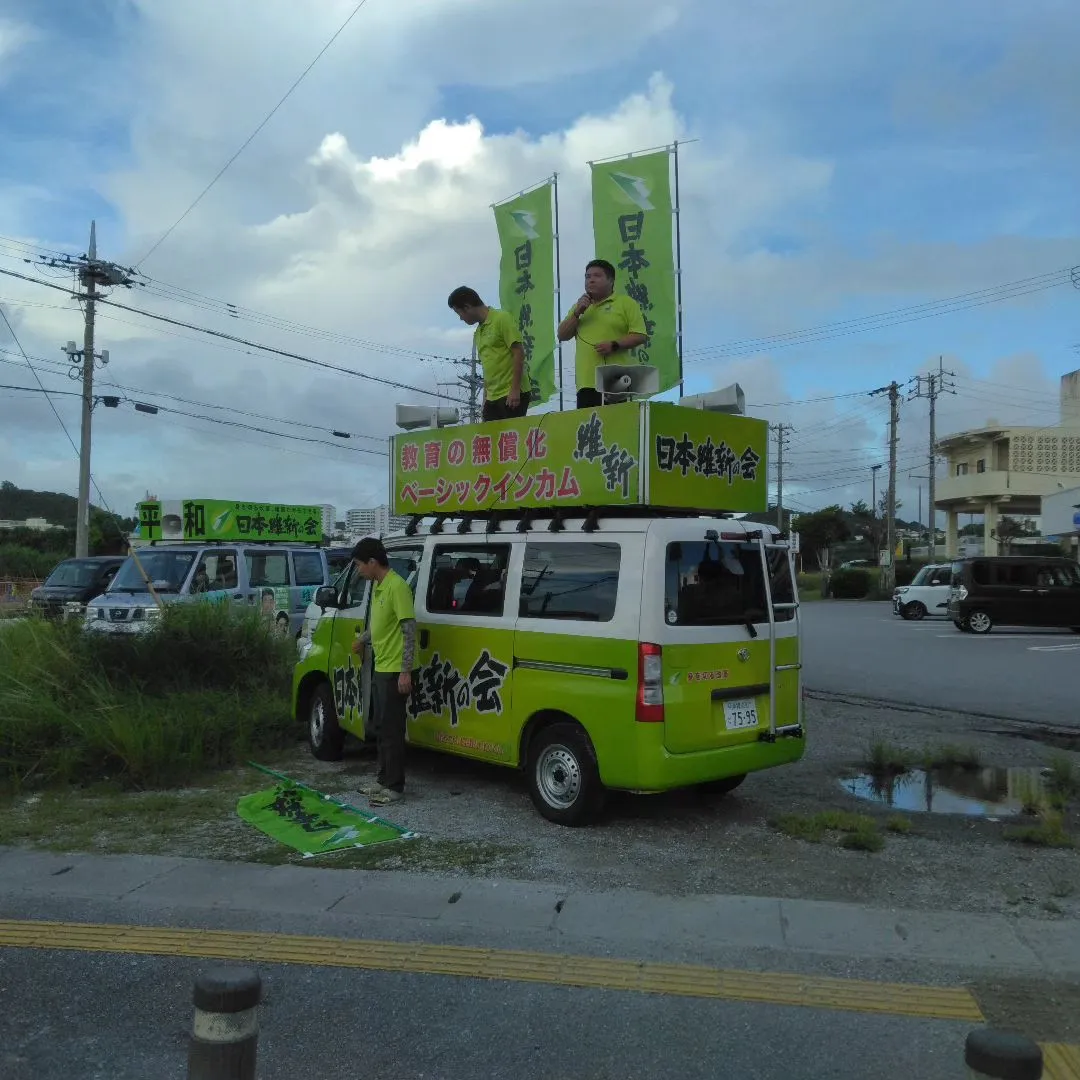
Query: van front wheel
308,682,344,761
527,723,604,826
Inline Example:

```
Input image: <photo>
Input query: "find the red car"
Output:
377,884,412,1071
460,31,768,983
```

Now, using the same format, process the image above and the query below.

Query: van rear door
647,527,799,755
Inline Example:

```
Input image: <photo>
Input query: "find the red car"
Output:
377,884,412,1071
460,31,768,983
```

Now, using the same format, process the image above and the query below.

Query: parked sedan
29,556,125,620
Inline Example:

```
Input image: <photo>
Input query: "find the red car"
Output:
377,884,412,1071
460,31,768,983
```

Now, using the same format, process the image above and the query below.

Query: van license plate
723,698,759,731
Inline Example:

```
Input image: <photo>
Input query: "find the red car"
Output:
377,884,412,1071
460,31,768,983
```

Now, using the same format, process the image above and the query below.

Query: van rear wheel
967,610,993,635
527,723,605,826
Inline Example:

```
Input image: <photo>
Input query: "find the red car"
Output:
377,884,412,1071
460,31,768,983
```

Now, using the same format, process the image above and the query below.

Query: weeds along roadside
0,603,296,793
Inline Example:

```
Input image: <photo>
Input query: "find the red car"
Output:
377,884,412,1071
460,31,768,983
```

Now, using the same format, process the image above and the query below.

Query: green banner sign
646,403,768,514
390,403,769,517
392,405,642,516
590,150,678,395
494,181,557,405
136,499,323,543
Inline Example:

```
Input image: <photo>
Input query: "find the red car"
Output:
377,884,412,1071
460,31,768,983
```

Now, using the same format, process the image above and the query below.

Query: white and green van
293,401,804,824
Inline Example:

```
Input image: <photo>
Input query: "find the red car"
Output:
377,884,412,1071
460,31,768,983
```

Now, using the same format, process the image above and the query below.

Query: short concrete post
187,967,262,1080
965,1030,1042,1080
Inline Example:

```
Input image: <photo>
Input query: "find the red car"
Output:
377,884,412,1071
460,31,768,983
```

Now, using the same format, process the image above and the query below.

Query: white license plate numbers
723,698,759,731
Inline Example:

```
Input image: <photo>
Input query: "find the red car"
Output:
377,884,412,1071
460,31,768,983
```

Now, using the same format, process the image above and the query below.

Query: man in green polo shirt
447,285,528,421
557,259,648,409
350,537,416,805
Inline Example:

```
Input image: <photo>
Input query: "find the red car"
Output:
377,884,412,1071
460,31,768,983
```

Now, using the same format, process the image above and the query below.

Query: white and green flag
493,181,557,405
590,150,678,394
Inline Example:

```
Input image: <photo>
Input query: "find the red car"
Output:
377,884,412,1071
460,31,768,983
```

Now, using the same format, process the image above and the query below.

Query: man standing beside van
447,286,527,421
350,537,416,805
557,259,648,410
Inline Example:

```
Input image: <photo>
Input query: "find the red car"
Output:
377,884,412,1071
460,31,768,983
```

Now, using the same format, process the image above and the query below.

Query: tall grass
0,603,297,791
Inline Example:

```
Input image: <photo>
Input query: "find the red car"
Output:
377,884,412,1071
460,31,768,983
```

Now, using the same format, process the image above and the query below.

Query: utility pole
35,222,134,557
908,357,955,562
771,423,792,532
452,346,483,424
871,382,901,592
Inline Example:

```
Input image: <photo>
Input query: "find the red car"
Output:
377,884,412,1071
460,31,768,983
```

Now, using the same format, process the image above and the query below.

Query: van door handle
419,629,430,649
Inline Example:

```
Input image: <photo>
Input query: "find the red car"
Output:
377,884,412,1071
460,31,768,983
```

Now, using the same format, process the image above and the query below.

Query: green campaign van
292,401,805,824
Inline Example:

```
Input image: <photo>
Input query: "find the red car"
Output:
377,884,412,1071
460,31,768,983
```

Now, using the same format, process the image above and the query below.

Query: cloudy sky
0,0,1077,527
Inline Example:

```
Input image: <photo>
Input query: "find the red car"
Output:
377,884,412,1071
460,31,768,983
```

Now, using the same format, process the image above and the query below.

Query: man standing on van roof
557,259,648,410
447,286,528,422
350,537,416,806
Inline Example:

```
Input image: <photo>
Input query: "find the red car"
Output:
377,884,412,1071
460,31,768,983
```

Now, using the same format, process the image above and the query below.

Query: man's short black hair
585,259,616,281
447,286,483,310
351,537,389,566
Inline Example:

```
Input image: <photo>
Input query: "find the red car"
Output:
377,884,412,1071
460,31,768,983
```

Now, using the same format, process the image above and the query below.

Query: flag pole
553,172,564,412
673,140,685,398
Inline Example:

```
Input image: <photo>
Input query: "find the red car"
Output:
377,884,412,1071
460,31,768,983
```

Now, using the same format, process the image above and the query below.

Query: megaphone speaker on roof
595,364,660,403
395,405,460,431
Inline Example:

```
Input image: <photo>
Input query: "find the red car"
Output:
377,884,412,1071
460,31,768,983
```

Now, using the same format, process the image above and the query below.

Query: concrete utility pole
772,423,792,532
38,222,134,557
908,357,955,562
452,347,483,424
871,382,901,592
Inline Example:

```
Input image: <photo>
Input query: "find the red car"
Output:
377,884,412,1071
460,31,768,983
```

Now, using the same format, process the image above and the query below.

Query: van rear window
665,541,794,627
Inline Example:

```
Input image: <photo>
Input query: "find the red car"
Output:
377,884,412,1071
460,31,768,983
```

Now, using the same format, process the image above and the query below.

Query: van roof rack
401,505,745,536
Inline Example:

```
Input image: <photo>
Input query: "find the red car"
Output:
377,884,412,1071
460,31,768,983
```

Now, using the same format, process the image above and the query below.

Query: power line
136,0,371,266
0,265,465,403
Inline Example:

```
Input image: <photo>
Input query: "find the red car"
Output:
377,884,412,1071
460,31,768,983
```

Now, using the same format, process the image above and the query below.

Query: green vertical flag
590,150,678,394
494,181,557,405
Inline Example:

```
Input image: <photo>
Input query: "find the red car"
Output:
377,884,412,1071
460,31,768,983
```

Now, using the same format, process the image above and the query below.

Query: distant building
1042,484,1080,561
936,369,1080,557
0,517,64,532
319,504,336,537
345,505,410,537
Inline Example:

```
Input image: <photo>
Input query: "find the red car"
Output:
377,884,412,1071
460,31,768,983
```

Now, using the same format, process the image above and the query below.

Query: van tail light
636,643,665,723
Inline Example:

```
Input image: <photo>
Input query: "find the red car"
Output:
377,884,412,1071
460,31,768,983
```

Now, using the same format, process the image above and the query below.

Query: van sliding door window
244,551,289,588
664,541,794,627
427,546,511,616
520,542,620,622
291,551,325,586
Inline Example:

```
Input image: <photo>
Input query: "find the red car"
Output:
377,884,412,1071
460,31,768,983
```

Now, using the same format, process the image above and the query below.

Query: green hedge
0,603,297,791
829,568,872,599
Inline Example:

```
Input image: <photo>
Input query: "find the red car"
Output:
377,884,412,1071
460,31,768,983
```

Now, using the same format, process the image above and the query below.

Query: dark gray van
948,556,1080,634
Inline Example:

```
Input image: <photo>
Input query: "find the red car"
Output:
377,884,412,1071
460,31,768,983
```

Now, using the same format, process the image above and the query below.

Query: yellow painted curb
0,918,984,1022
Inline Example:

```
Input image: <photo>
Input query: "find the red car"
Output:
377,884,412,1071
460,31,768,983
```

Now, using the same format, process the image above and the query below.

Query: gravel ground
4,695,1078,920
286,693,1080,920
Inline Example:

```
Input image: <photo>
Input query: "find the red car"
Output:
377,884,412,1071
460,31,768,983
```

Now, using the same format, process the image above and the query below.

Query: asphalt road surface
801,601,1080,727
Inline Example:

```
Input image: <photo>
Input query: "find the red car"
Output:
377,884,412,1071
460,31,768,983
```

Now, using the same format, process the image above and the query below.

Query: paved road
4,849,1077,1079
801,601,1080,727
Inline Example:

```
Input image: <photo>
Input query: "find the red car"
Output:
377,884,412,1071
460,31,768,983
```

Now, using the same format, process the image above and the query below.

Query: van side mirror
315,585,338,610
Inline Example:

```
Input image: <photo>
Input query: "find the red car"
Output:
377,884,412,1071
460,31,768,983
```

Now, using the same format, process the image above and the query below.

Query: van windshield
108,551,196,593
665,540,794,627
910,565,944,587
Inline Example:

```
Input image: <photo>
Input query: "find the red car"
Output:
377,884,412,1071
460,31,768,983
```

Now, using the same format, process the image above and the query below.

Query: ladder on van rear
756,536,803,741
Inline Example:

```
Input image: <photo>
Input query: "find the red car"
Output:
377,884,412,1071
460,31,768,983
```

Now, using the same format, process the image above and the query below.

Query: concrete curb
1,846,1077,978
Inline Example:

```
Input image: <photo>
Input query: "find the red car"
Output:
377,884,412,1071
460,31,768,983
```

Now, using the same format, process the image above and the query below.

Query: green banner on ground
590,150,678,394
494,181,557,405
236,779,412,857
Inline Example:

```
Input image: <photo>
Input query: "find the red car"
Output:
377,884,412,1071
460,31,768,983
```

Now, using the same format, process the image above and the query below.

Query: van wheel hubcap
969,612,991,633
310,699,325,746
537,745,581,809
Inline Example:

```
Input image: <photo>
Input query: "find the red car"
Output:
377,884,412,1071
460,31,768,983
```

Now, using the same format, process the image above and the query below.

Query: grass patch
772,810,884,852
886,815,912,834
1003,810,1074,849
247,837,520,872
0,603,296,792
1045,755,1079,803
865,740,916,778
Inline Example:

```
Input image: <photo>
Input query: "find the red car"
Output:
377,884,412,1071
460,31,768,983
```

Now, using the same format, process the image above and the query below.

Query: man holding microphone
557,259,648,409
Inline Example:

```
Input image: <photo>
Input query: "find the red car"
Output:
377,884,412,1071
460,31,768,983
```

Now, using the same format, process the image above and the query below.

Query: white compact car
892,563,952,620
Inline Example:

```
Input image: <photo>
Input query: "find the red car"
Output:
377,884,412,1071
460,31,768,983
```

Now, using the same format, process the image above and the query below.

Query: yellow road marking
0,918,983,1022
1043,1043,1080,1080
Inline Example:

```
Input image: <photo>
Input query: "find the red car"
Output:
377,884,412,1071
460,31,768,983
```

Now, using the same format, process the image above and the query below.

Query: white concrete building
345,505,410,537
1042,484,1080,560
936,369,1080,556
319,504,336,537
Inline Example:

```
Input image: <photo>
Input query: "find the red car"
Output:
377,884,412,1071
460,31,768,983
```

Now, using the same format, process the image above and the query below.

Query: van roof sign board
390,401,768,517
137,499,324,543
